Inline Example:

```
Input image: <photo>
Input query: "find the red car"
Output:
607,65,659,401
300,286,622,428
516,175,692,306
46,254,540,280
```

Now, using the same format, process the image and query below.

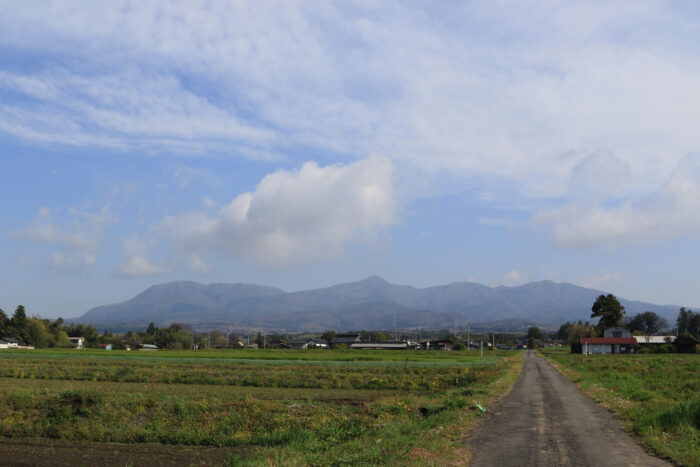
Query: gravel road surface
464,351,670,466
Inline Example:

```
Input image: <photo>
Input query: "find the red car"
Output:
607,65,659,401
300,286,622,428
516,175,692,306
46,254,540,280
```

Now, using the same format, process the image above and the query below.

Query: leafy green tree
557,322,572,341
673,332,697,354
146,322,157,335
591,294,625,332
25,318,50,348
0,308,8,336
321,331,336,343
567,322,597,353
52,329,70,348
690,313,700,339
677,308,700,338
627,311,667,337
368,331,389,342
255,332,264,349
228,332,242,348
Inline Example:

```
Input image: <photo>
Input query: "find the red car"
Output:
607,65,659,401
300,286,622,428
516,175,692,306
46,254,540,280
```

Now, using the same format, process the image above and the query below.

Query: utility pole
467,327,470,350
492,331,495,350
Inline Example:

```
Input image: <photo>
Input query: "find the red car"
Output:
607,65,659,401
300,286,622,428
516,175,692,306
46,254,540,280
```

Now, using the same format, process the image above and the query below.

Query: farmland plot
0,349,521,466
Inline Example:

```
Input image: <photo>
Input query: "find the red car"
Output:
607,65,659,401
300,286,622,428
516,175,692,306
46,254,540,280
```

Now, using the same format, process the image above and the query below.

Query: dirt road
464,351,669,466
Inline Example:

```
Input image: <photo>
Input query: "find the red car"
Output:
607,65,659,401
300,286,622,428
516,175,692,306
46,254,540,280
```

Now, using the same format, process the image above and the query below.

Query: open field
0,349,522,465
540,348,700,467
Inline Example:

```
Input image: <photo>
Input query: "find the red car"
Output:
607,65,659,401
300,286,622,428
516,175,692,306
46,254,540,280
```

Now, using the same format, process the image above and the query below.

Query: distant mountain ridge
74,276,682,332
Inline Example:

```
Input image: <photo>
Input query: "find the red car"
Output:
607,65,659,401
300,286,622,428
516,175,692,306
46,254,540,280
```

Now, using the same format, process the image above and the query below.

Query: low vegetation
540,349,700,467
0,349,522,465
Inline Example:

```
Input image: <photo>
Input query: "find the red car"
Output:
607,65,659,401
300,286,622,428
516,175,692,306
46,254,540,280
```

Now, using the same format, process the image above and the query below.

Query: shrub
673,333,698,354
656,344,674,354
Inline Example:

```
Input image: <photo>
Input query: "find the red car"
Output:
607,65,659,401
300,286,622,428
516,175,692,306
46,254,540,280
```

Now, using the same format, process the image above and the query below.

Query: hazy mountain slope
74,276,682,332
80,281,285,324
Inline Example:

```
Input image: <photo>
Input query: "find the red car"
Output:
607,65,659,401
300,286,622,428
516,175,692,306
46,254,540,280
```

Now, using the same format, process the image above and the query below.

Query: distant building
97,343,113,350
0,337,19,349
634,335,676,346
330,333,362,348
289,339,328,349
420,339,453,351
139,344,159,351
580,328,634,354
350,341,420,350
603,327,631,338
68,337,85,349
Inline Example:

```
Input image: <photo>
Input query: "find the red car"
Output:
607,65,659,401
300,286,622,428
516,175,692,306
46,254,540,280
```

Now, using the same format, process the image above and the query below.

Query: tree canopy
677,308,700,338
627,311,667,336
591,294,625,331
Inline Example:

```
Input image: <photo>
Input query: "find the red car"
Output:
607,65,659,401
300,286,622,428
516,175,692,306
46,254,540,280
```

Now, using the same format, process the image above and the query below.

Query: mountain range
73,276,682,333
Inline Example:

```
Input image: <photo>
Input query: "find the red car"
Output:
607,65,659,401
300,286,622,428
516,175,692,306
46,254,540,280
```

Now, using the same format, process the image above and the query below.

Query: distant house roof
140,344,159,349
1,337,19,344
634,336,676,344
580,337,636,345
350,342,410,350
331,334,362,344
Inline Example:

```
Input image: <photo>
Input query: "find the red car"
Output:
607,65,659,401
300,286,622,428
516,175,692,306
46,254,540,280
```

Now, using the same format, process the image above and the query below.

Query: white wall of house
587,344,612,354
603,327,631,338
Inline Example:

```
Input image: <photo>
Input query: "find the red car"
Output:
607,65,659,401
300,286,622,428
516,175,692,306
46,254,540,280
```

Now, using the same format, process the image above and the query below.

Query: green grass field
0,348,522,465
540,349,700,467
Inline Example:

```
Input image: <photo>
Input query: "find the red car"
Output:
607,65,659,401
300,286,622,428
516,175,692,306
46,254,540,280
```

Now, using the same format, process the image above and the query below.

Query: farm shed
350,341,419,350
330,333,362,348
633,335,676,346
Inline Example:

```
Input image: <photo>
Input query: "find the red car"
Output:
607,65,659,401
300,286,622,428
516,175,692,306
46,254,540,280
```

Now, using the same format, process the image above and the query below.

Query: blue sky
1,1,699,319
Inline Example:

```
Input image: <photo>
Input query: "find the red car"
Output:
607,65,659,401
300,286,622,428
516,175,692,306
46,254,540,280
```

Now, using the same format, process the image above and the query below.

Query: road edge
537,350,679,467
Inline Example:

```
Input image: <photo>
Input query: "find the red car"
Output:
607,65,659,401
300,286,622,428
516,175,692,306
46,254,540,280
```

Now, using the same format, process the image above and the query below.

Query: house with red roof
580,327,635,354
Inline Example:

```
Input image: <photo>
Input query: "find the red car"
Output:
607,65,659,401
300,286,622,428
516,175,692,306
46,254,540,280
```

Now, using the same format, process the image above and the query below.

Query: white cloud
13,205,117,270
201,196,217,209
117,237,170,276
48,250,97,271
574,272,622,290
536,154,700,247
158,157,395,267
0,2,697,200
0,69,277,156
500,269,524,286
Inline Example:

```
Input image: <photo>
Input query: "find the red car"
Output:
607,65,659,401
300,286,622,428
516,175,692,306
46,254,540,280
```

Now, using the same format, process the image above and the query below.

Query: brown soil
0,438,243,466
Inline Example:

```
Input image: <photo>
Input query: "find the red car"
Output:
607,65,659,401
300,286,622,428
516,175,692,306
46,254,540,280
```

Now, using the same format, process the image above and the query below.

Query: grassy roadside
539,348,699,467
0,350,523,466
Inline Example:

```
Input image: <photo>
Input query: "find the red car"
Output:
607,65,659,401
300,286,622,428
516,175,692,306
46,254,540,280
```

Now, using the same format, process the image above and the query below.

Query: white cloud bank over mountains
154,157,395,269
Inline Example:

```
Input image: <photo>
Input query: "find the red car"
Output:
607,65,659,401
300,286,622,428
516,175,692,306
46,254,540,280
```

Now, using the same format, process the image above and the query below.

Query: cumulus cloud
536,154,700,247
500,269,524,286
157,157,395,267
117,237,170,276
574,271,622,290
13,205,116,270
569,148,631,198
